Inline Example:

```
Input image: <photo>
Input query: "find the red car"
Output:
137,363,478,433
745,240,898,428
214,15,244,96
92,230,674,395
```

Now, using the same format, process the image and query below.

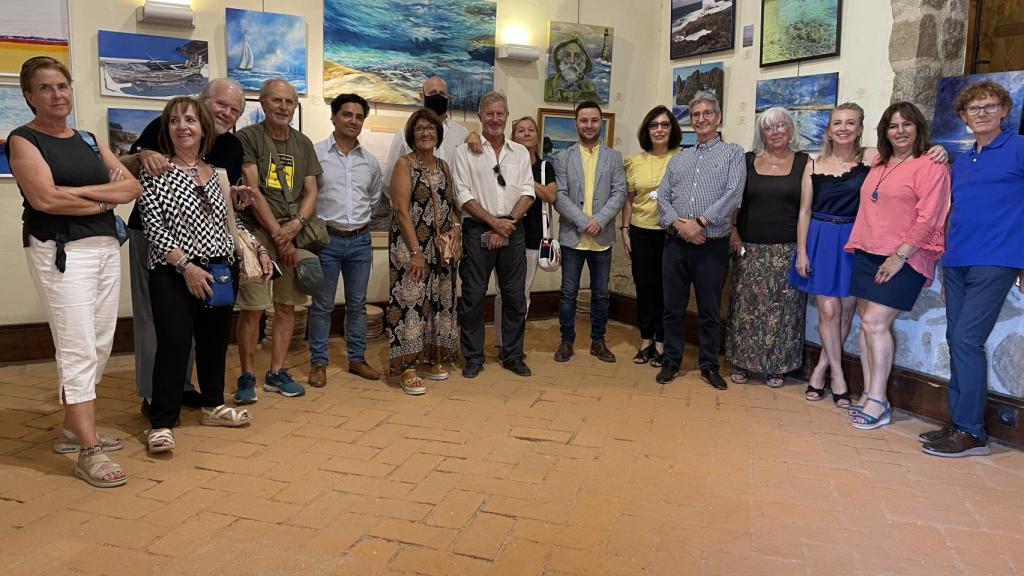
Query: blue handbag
202,262,235,308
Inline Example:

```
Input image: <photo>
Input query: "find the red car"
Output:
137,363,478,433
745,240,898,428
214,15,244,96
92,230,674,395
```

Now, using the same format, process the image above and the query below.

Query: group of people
6,54,1022,489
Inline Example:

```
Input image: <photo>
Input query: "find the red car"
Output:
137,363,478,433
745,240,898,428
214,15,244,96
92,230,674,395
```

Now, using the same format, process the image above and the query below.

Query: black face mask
424,93,449,116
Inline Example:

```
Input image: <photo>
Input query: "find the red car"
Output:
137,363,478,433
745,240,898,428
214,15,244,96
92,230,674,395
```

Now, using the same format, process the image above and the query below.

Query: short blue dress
788,162,867,297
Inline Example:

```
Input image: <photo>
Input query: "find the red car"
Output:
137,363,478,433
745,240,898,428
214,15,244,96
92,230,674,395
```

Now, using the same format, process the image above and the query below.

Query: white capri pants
25,236,121,405
493,248,539,347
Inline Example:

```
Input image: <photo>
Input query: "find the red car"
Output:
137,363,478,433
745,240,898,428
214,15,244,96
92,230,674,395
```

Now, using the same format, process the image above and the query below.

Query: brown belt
326,224,369,238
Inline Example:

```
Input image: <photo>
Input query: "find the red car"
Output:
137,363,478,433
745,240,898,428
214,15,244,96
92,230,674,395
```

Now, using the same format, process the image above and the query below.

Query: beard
559,66,581,87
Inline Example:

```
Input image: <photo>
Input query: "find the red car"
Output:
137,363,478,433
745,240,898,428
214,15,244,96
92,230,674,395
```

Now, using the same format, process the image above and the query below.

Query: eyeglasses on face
493,164,506,187
764,122,790,134
964,103,1002,117
414,124,437,134
692,110,718,120
648,121,672,130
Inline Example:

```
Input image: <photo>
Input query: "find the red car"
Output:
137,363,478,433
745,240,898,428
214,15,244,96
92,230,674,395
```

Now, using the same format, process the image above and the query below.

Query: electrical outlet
997,405,1019,428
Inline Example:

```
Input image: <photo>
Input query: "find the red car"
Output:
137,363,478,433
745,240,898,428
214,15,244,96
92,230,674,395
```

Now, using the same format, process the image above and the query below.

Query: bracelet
410,246,422,255
452,223,462,228
173,254,191,274
256,248,270,257
697,218,707,228
98,200,107,213
619,226,628,230
895,252,908,261
296,215,308,227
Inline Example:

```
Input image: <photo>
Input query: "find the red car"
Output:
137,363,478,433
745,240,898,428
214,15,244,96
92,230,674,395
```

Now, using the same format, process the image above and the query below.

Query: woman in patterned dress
386,108,461,395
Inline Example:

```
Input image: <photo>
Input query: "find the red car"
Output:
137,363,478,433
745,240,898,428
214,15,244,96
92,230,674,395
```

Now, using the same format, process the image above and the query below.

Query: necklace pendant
870,188,879,202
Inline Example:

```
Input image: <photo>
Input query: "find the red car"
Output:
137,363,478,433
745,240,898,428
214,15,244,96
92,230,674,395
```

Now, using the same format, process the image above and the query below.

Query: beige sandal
147,428,174,453
200,404,251,427
53,428,124,454
75,445,127,488
399,369,427,396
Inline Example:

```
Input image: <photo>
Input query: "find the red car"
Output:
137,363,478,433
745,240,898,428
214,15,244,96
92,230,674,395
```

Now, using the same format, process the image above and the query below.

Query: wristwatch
174,254,191,274
296,215,308,227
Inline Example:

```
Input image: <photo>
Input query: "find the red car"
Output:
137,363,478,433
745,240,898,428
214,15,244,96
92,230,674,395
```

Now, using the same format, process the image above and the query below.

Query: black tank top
735,151,808,244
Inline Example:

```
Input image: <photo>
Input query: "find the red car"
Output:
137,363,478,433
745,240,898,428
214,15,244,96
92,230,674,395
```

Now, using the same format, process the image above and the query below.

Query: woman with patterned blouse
386,108,461,395
139,97,271,453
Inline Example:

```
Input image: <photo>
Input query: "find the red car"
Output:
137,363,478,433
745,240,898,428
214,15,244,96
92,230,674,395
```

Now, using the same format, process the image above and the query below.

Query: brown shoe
348,360,380,381
554,341,574,362
922,427,990,458
590,341,616,363
308,363,327,388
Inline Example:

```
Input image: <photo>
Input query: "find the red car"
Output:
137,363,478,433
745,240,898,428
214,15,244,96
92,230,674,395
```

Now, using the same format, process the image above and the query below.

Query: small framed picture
537,107,615,152
234,98,302,132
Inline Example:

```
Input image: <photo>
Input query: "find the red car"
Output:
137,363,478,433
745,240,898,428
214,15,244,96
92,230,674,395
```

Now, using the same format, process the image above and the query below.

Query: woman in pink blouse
844,101,950,430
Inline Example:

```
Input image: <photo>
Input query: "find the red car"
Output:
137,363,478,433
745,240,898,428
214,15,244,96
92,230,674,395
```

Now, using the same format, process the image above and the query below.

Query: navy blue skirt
850,250,926,311
788,215,854,297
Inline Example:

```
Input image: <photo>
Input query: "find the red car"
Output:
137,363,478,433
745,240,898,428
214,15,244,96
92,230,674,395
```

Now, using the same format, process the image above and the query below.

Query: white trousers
494,248,539,347
25,236,121,405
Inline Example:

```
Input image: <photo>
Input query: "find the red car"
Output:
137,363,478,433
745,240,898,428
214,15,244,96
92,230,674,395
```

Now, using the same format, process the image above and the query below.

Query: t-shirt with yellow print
625,150,678,230
576,144,609,252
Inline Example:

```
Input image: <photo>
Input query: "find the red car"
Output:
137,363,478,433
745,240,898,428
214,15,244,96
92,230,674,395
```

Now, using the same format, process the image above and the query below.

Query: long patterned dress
385,154,459,374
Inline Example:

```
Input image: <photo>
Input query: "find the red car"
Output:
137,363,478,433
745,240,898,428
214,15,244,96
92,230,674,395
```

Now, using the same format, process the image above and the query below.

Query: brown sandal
399,369,426,396
75,445,127,488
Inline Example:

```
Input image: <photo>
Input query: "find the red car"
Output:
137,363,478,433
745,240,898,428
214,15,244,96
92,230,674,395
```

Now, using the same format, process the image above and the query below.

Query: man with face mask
544,36,600,104
383,76,470,196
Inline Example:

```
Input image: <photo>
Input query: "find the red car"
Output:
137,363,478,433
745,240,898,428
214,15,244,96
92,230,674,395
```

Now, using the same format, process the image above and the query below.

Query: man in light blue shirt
308,93,383,386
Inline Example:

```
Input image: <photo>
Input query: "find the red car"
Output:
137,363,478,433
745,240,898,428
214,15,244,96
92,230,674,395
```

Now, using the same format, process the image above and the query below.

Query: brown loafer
348,360,380,381
554,341,574,362
590,341,616,363
308,363,327,388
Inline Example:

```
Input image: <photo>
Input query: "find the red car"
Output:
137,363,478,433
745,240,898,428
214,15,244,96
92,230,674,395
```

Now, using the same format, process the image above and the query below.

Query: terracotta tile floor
1,319,1023,575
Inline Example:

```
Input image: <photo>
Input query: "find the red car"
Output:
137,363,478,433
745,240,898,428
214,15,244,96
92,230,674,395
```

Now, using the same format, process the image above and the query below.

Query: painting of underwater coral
670,0,734,60
227,8,307,94
755,72,838,150
671,62,724,127
545,21,614,105
323,0,495,110
760,0,841,67
931,70,1024,162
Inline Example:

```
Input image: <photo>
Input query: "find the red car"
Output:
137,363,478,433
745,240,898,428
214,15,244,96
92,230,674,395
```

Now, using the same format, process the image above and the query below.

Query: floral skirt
725,242,806,374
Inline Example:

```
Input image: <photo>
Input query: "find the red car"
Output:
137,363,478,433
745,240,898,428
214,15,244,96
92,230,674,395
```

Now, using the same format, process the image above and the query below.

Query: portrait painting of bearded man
544,22,614,105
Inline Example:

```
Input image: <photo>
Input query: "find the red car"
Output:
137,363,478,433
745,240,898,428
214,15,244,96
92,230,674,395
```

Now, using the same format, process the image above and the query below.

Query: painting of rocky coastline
671,62,724,127
670,0,734,60
760,0,841,67
107,108,160,156
931,70,1024,162
755,72,838,150
323,0,495,111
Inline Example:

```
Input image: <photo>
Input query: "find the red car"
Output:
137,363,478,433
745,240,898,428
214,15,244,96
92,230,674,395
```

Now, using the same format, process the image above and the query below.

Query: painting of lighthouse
545,21,614,105
226,8,307,94
670,0,734,59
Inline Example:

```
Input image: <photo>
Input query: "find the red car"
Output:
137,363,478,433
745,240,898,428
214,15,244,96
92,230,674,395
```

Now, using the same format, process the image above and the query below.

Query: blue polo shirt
943,131,1024,268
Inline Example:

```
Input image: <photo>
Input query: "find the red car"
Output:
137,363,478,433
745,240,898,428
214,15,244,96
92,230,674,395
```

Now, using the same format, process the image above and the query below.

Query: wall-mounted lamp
496,44,541,62
136,0,195,28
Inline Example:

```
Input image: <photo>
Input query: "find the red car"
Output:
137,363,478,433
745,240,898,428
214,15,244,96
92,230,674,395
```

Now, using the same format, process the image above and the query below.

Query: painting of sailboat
0,0,69,77
931,70,1024,162
226,8,307,94
323,0,496,110
755,72,838,150
98,31,208,99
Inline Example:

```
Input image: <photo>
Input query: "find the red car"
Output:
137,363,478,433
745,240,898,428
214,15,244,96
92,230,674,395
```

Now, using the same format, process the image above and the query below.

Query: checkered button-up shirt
657,135,745,239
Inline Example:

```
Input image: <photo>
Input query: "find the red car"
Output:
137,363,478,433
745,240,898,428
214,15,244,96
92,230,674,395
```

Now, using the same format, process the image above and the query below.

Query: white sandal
53,428,124,454
200,404,251,427
75,445,127,488
147,428,175,453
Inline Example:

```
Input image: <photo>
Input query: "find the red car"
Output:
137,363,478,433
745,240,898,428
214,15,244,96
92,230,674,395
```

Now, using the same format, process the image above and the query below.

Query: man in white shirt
453,92,535,379
383,76,470,194
308,93,383,387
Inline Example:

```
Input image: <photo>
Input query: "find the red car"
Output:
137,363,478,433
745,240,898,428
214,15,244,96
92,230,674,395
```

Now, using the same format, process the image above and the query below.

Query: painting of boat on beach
669,0,734,60
545,21,614,105
0,0,68,77
98,31,209,100
107,108,161,156
760,0,841,67
755,72,838,150
931,70,1024,162
323,0,495,111
672,62,724,127
227,8,307,94
1,83,73,177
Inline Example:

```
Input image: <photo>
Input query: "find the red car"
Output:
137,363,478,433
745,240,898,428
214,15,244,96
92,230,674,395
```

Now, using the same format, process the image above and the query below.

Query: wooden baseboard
607,292,1024,448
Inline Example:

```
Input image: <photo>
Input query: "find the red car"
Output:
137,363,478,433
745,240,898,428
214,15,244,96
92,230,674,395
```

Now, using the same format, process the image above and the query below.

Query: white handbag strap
540,160,552,235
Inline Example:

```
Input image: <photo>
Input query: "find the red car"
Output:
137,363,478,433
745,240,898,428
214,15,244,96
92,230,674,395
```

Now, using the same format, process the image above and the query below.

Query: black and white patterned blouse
139,165,236,269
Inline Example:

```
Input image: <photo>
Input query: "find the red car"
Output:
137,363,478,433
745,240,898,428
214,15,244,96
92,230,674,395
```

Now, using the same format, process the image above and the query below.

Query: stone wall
889,0,969,117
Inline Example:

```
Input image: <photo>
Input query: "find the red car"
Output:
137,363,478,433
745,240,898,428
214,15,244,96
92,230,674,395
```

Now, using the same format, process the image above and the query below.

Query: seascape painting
537,108,613,152
755,72,838,150
226,8,307,94
681,132,698,148
545,21,614,105
761,0,842,67
671,62,724,127
931,70,1024,162
1,83,74,176
235,98,301,132
323,0,495,111
669,0,734,60
98,31,209,100
107,108,161,156
0,0,69,76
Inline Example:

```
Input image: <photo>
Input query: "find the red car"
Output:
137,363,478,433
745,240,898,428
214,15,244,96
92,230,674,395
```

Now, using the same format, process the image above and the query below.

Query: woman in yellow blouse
621,106,681,367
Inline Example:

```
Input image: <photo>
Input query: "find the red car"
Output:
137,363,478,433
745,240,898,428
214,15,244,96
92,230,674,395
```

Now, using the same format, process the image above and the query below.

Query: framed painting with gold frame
537,107,615,151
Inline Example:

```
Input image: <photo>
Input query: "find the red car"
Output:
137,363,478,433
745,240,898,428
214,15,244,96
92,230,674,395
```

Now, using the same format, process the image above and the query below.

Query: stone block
889,20,921,63
916,14,939,59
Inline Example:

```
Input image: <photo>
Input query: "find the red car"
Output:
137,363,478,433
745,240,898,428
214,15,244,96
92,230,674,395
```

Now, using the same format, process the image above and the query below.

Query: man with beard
544,36,600,103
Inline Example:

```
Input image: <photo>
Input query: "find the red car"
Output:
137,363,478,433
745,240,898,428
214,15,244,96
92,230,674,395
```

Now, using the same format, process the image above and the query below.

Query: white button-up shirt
314,135,383,231
452,138,534,217
383,114,471,196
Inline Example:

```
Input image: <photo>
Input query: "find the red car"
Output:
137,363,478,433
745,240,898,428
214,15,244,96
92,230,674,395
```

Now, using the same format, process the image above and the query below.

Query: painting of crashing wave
669,0,734,60
760,0,842,67
931,70,1024,163
323,0,495,111
98,31,209,100
755,72,838,150
227,8,307,94
0,0,69,77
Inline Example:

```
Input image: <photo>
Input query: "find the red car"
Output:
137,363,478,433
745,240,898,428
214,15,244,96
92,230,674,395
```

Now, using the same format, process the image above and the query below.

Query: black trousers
149,265,233,428
629,225,665,342
459,219,527,365
662,235,729,372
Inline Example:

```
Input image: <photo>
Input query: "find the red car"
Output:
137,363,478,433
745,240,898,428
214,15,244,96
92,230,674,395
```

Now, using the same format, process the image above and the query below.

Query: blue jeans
308,231,373,366
942,265,1018,441
559,246,612,343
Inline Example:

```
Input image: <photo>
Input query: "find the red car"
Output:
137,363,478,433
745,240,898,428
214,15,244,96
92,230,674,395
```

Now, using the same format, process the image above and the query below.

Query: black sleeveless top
810,162,868,217
7,126,117,263
735,151,808,244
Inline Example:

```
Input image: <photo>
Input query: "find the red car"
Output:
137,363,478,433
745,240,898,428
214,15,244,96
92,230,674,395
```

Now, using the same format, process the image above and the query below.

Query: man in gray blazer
553,101,626,363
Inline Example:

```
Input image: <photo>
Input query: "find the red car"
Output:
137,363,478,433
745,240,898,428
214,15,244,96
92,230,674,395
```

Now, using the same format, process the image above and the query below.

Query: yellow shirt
576,144,609,252
625,150,678,230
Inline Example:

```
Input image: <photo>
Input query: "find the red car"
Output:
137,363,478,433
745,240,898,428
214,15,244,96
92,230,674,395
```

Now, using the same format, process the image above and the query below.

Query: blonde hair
819,102,866,163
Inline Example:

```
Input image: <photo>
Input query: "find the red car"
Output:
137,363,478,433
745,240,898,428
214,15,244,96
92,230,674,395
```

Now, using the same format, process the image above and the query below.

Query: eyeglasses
194,186,214,214
692,110,718,120
764,122,790,133
648,121,672,130
414,125,437,134
493,164,506,187
964,103,1002,117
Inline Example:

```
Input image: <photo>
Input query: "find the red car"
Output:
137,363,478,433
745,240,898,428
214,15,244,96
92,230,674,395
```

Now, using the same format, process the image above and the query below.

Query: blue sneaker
234,372,258,405
264,368,305,397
